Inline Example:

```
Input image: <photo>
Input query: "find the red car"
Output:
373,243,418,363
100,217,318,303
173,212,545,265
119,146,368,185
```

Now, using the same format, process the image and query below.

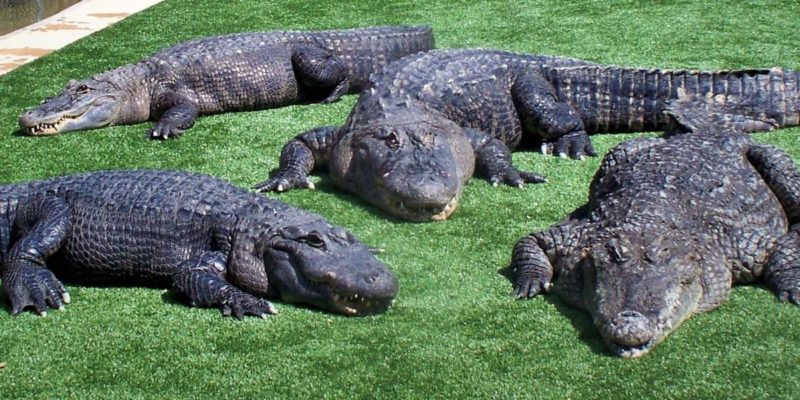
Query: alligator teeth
26,115,75,135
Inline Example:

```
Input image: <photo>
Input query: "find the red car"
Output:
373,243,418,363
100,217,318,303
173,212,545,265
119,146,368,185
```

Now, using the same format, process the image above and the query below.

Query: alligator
503,96,800,357
18,26,434,139
0,170,398,318
254,49,799,222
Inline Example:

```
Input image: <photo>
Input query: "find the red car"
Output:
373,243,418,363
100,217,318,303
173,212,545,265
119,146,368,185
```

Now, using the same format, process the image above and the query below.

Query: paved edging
0,0,164,75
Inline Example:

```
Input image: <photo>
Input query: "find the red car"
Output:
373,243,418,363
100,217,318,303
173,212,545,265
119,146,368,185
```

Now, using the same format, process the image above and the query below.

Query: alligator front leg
171,251,277,319
253,126,338,193
464,128,547,188
504,234,555,298
148,91,200,140
748,144,800,221
512,72,596,160
503,222,585,300
748,144,800,303
292,46,350,103
2,196,72,316
764,224,800,304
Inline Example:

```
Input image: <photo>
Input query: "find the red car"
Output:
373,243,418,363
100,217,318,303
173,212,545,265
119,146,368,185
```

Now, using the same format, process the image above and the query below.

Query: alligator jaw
606,338,658,359
330,291,394,316
390,195,460,222
23,114,82,136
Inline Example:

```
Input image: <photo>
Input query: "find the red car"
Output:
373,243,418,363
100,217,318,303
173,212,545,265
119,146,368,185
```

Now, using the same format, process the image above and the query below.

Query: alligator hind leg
2,196,72,316
511,72,596,160
172,251,277,319
748,144,800,303
148,92,200,140
292,46,350,103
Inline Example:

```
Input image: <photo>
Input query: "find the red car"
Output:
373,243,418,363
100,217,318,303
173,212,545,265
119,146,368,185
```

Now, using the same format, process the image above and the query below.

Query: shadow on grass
543,295,612,357
497,267,612,357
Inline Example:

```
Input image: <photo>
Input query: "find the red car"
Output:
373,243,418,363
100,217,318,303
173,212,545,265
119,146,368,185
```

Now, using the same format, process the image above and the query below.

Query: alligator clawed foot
500,264,551,299
489,169,547,188
218,290,278,320
777,287,800,305
544,131,597,160
147,124,186,140
253,174,314,193
4,264,70,316
513,276,550,299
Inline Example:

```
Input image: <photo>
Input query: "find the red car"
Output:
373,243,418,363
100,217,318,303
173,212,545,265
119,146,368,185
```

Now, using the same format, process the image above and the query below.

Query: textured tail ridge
548,65,800,133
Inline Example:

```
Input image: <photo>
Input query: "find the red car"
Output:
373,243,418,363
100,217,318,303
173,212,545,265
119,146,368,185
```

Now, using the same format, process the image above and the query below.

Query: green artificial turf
1,0,800,398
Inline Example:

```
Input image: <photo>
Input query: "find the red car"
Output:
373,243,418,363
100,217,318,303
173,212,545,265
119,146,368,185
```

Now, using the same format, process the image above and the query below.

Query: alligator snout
607,310,655,347
19,110,35,127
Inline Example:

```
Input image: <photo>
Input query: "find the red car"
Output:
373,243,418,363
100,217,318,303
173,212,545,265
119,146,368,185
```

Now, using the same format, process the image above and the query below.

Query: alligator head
232,216,398,316
19,76,128,135
580,230,705,358
329,108,475,222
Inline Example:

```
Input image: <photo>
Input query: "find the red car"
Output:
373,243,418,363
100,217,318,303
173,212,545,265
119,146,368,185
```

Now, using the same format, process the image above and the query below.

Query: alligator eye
385,131,400,149
302,232,325,248
75,85,90,94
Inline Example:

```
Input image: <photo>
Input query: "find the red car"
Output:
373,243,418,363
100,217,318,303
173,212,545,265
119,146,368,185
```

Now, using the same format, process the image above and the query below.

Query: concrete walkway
0,0,164,75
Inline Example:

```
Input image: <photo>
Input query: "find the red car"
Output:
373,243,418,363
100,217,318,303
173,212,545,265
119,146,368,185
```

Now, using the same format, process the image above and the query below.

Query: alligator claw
547,131,597,160
253,174,314,193
489,168,547,188
513,274,550,299
777,287,800,305
501,242,553,300
148,123,187,140
217,289,277,320
3,263,69,316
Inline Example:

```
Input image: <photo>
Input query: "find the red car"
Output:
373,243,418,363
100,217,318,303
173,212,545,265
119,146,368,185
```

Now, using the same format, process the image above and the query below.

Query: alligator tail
547,66,800,134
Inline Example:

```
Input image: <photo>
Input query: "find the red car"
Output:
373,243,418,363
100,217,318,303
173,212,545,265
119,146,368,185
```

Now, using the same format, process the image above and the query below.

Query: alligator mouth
606,338,657,358
307,279,394,316
391,195,459,222
601,314,680,358
330,292,394,316
24,114,80,136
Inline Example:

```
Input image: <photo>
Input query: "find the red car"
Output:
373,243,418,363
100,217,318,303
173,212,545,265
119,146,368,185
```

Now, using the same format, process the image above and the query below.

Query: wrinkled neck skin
577,229,707,358
79,62,156,126
226,204,398,316
328,102,475,222
19,62,154,135
106,62,156,125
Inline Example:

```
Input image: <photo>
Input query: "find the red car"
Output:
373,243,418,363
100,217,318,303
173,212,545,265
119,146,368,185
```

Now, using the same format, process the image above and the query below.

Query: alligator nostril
619,310,643,318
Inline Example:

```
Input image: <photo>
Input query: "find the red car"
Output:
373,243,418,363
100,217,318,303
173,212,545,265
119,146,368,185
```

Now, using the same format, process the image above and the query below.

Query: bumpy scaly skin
0,170,398,318
257,49,798,221
18,26,434,139
505,101,800,358
256,51,594,220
